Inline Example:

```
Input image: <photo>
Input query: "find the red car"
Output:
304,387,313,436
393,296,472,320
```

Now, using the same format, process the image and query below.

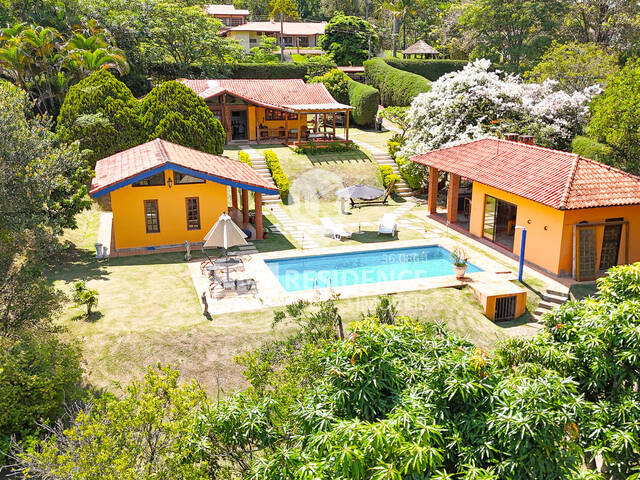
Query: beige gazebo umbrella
203,212,248,280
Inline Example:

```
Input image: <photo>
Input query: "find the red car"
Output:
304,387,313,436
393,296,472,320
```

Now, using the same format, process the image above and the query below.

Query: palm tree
378,0,420,57
65,47,129,77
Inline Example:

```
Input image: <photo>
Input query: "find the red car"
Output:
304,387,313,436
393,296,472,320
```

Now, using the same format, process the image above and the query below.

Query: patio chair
350,179,397,208
378,214,398,236
321,217,352,240
200,246,219,276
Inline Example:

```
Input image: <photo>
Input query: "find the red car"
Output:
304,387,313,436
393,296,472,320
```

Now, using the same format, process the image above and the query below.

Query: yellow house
179,78,353,145
89,139,278,254
410,137,640,280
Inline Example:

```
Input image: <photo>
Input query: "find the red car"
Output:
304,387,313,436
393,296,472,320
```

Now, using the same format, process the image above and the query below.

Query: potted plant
451,247,468,279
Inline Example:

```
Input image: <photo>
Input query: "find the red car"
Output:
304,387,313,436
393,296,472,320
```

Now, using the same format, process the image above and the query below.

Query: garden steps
240,147,281,205
533,288,570,321
354,141,414,198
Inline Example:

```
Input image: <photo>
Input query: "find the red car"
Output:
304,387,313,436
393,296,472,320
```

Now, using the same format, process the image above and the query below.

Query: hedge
147,62,309,81
383,59,467,81
347,78,379,127
396,158,423,190
264,150,290,201
363,58,431,107
572,136,616,165
238,151,252,167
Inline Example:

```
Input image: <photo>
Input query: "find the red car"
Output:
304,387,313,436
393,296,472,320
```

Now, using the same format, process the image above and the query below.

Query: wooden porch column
332,112,336,140
428,167,438,214
314,113,318,133
345,110,349,141
231,186,238,209
446,173,460,223
242,189,249,225
284,114,288,143
323,113,327,137
255,193,263,240
297,113,302,143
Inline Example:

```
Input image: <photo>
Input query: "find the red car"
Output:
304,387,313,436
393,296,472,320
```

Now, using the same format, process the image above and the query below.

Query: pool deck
188,237,522,316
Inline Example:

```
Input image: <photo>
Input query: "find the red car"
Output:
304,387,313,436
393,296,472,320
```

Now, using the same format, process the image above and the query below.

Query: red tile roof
89,139,278,197
410,138,640,210
179,78,352,112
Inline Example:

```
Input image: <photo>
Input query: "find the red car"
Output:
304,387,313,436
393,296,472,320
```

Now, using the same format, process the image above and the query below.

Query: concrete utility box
468,277,527,321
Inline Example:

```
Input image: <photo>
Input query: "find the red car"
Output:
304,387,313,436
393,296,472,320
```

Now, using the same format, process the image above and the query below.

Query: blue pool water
265,245,482,292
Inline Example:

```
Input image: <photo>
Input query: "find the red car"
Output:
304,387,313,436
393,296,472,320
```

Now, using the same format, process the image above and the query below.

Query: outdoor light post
515,226,527,282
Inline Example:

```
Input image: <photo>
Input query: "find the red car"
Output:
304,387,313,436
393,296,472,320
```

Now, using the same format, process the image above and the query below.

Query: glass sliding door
483,195,517,251
483,196,496,241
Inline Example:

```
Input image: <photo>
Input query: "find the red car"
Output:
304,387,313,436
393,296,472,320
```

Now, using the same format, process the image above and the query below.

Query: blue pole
518,228,527,282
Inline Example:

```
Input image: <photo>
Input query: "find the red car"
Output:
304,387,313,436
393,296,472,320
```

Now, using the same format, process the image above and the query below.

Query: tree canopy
320,14,378,66
587,60,640,174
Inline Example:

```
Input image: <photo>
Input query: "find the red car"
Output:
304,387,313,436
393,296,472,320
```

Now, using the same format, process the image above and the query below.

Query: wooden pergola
281,105,354,145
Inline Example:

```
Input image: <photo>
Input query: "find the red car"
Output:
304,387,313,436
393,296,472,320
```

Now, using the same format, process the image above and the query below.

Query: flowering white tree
400,59,600,158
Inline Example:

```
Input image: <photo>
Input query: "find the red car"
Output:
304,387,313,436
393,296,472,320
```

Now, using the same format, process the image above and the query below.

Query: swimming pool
265,245,482,292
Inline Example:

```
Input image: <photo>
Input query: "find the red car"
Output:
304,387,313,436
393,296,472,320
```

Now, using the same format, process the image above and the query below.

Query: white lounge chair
378,214,397,236
321,217,352,240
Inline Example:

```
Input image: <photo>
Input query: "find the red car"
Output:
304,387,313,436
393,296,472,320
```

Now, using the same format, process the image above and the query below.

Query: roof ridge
559,153,581,209
156,138,171,164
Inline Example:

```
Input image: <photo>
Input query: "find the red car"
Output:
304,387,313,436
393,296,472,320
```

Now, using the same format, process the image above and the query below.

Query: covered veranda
257,105,354,146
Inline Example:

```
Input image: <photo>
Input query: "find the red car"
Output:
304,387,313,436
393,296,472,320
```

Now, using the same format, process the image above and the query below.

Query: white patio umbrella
203,213,248,280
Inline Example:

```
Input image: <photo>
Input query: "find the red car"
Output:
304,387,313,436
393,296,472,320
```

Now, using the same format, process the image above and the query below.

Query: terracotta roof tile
409,138,640,209
402,39,439,55
179,78,352,111
90,139,278,196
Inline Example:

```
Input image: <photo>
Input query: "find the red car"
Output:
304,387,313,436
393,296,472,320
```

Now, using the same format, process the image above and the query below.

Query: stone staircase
371,151,413,197
350,139,414,198
241,147,281,205
533,288,570,322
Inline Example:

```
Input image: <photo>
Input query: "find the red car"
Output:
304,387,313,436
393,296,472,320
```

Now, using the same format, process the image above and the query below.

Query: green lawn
51,205,536,395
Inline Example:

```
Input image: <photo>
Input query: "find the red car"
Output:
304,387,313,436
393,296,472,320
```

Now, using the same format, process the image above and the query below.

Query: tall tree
319,14,378,65
461,0,569,71
526,41,619,91
587,60,640,173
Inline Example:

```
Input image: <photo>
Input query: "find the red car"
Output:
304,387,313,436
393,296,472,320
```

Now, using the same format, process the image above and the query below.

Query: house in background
222,20,327,52
180,78,353,145
89,139,278,255
204,4,249,27
410,137,640,280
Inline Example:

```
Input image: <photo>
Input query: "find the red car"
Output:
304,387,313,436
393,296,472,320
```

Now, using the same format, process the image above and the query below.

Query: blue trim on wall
90,163,278,197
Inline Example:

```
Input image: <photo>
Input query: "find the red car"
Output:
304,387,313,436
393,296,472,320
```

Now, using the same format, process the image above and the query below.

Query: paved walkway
268,203,319,249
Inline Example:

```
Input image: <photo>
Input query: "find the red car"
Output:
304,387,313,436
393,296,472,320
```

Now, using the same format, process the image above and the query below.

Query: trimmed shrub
384,59,468,81
378,164,399,191
230,63,308,79
264,150,290,201
140,81,225,155
311,69,379,127
238,151,253,167
364,58,431,107
57,69,143,166
293,141,358,154
572,135,616,166
348,78,379,127
387,134,403,158
396,158,423,190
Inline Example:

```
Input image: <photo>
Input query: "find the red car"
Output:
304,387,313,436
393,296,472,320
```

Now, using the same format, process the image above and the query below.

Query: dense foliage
383,58,468,81
310,69,379,126
14,263,640,478
587,60,640,174
0,22,128,115
525,41,620,92
401,59,600,156
264,150,290,201
58,72,225,163
57,69,143,165
571,136,616,166
364,58,431,107
320,14,378,66
140,81,225,155
0,82,87,461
